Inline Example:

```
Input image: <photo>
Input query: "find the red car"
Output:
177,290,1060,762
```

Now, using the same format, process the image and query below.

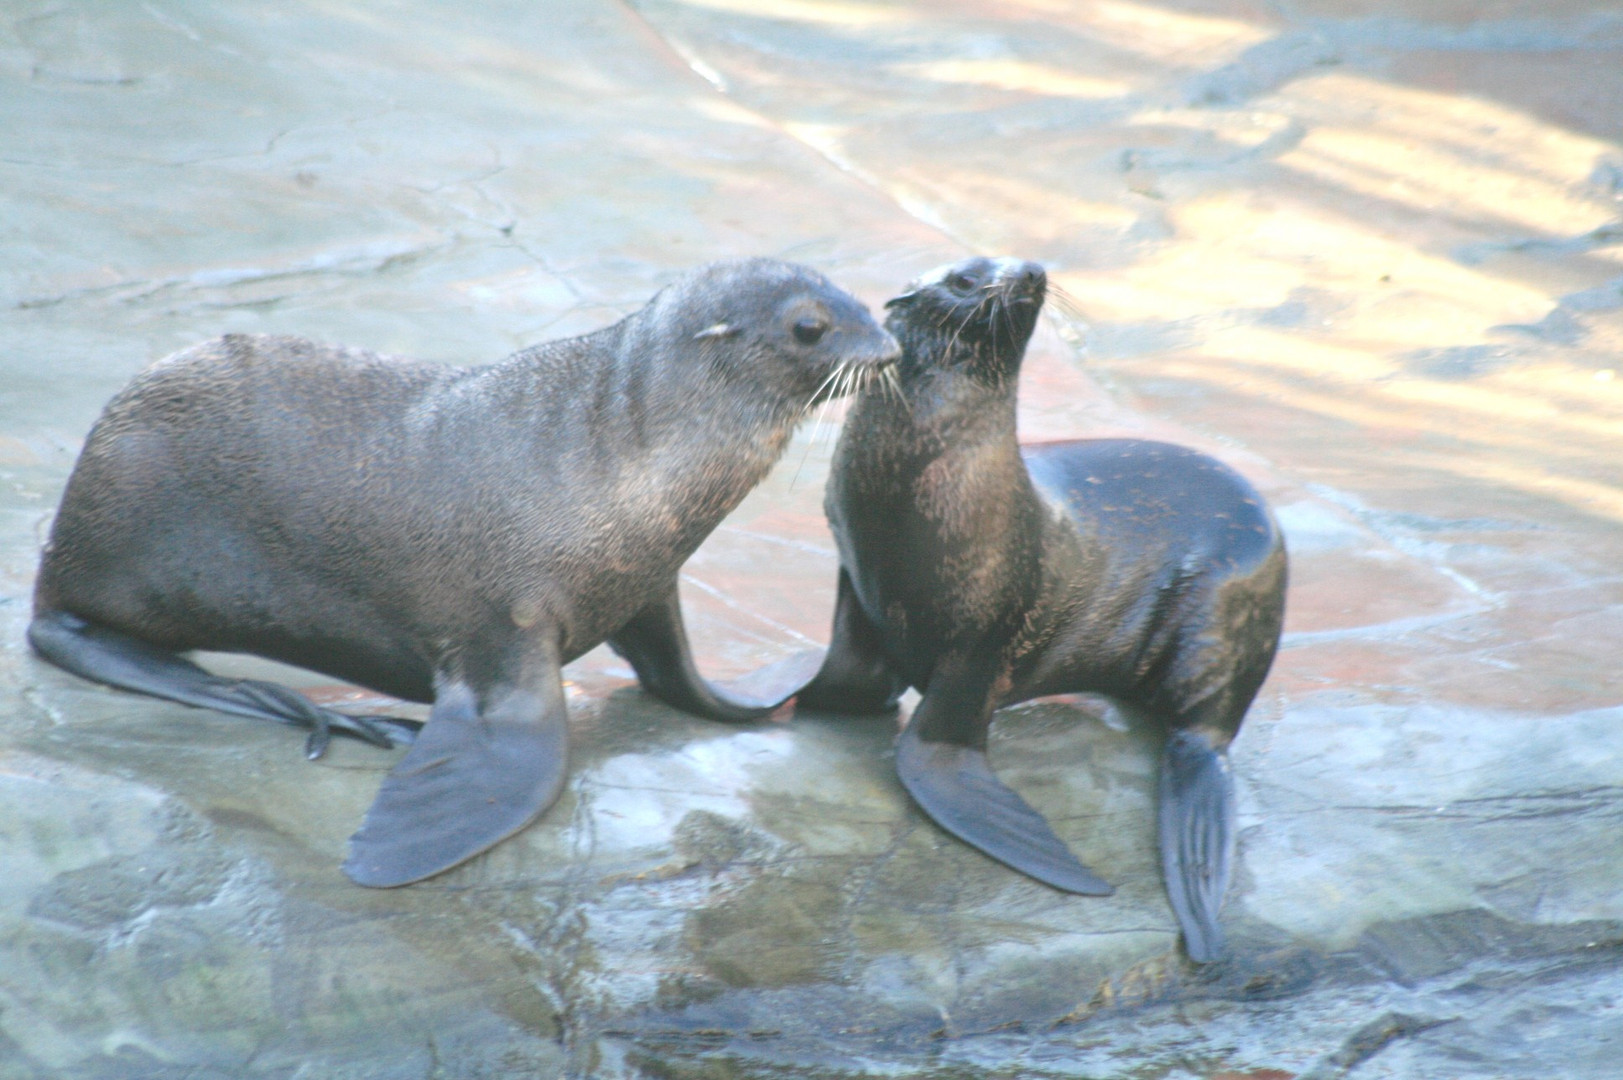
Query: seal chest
798,256,1286,962
29,257,899,888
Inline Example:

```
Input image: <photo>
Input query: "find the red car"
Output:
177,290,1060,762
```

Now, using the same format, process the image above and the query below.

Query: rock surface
2,1,1619,1077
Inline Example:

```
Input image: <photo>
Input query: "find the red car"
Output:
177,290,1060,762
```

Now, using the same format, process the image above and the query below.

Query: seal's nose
1013,261,1046,294
992,258,1046,296
867,326,902,365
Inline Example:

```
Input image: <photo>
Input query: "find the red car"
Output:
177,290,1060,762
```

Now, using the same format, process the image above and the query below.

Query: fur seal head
634,257,901,412
883,256,1047,386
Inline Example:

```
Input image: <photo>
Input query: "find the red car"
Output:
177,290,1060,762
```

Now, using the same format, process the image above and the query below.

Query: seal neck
835,373,1029,519
875,364,1020,451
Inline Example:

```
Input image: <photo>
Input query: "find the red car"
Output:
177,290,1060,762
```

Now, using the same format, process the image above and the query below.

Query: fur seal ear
693,322,740,341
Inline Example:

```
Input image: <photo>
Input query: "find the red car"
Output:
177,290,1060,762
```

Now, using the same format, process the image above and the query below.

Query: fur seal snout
30,257,899,888
798,256,1286,962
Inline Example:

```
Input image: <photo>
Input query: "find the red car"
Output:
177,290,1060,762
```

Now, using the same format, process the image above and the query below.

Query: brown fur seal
29,257,899,888
797,257,1286,962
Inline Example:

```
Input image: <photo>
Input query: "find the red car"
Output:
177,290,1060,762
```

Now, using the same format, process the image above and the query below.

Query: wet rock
4,0,1622,1076
26,804,232,931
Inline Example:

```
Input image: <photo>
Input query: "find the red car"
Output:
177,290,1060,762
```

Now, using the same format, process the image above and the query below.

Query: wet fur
800,256,1286,961
31,257,898,886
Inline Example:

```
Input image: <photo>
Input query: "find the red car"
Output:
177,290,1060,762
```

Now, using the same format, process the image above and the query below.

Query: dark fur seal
798,257,1286,962
29,258,899,888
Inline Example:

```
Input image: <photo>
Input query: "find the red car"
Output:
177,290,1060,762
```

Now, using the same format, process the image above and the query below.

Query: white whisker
884,364,902,402
947,301,979,355
801,361,847,417
789,364,848,491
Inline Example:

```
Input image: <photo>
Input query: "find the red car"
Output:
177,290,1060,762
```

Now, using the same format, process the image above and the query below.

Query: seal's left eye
793,318,828,345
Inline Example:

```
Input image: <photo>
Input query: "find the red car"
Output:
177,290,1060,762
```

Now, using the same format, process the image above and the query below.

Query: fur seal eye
947,272,977,294
793,318,828,345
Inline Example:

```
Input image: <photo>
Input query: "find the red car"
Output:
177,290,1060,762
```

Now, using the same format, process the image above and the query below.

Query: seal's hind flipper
1158,729,1236,963
27,610,419,754
344,672,569,888
897,722,1114,896
612,585,815,722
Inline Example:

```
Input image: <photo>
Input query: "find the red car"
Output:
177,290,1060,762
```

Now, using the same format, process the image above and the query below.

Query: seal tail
1158,728,1237,963
897,720,1114,896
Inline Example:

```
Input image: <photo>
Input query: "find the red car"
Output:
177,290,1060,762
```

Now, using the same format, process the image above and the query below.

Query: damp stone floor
1,2,1621,1077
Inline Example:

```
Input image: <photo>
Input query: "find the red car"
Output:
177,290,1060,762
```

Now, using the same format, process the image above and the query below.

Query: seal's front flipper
897,720,1114,896
344,663,569,888
713,647,826,709
27,609,419,754
796,568,906,714
1159,728,1236,963
611,585,812,722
